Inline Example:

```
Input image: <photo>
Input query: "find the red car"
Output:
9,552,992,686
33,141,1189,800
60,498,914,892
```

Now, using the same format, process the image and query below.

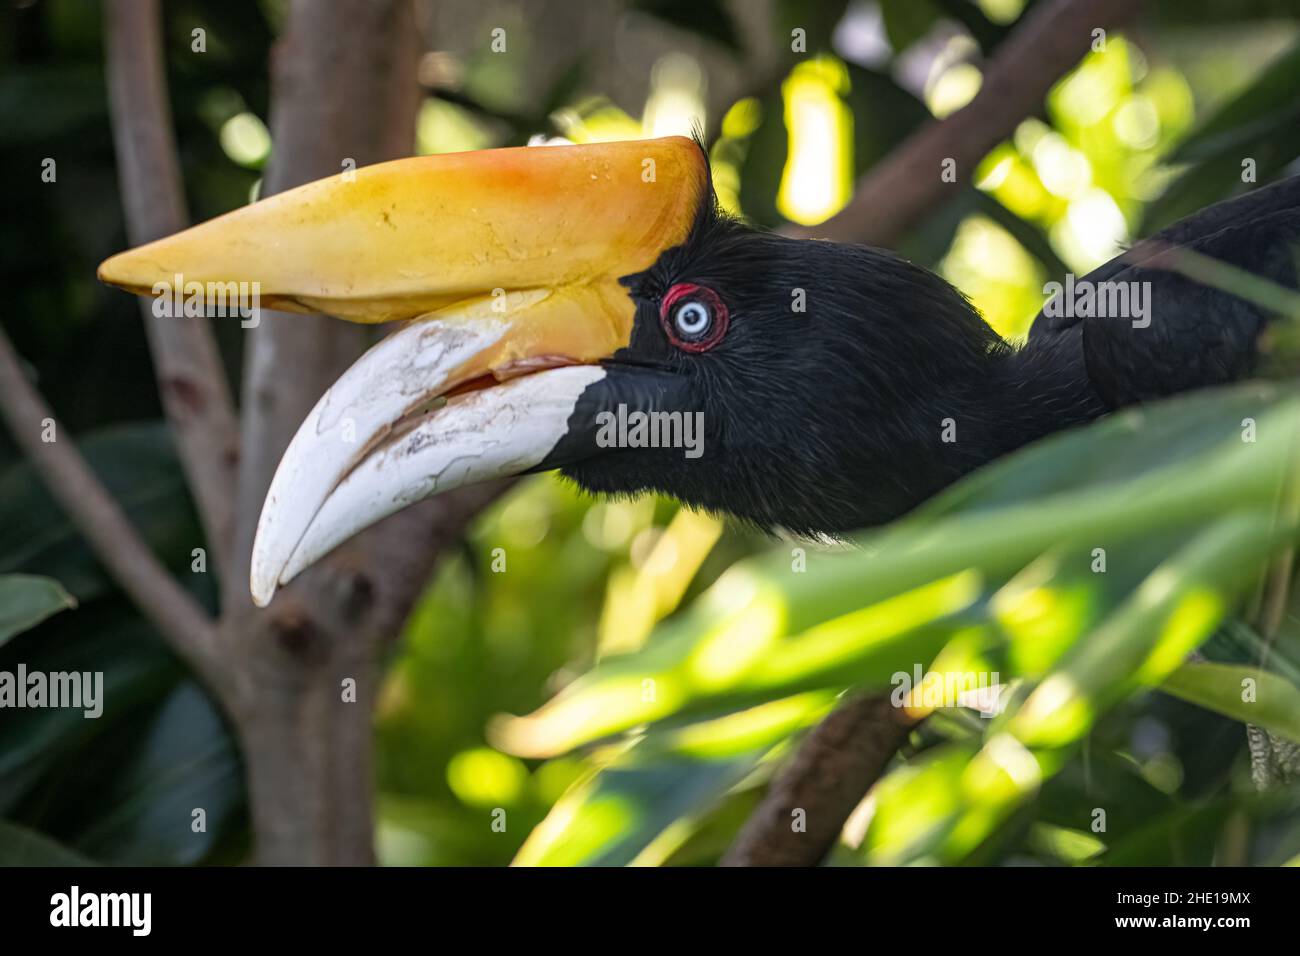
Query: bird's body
96,137,1300,602
1031,175,1300,407
564,172,1300,536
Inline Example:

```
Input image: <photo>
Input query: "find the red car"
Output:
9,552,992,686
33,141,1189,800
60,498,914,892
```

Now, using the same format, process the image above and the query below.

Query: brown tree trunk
218,0,432,866
98,0,509,866
222,480,508,865
229,596,383,865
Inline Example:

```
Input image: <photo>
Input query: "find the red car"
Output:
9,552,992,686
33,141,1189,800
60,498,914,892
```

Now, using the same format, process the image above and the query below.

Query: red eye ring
659,283,729,353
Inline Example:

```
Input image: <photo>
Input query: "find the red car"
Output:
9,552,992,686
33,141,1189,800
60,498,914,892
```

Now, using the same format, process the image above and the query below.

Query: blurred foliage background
2,0,1300,866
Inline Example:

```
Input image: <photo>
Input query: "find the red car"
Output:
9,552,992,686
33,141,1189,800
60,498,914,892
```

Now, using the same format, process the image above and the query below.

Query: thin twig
730,0,1139,866
0,325,219,681
104,0,240,580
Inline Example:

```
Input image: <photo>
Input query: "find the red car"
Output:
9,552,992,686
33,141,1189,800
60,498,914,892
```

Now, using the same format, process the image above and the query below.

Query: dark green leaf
0,820,97,866
0,612,182,816
879,0,942,53
67,682,243,865
0,574,76,646
631,0,742,53
0,423,203,603
1142,43,1300,233
773,0,852,57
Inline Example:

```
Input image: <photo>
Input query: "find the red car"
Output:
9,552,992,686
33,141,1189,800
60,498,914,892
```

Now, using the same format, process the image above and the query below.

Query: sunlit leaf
514,693,833,865
1161,661,1300,744
498,387,1300,760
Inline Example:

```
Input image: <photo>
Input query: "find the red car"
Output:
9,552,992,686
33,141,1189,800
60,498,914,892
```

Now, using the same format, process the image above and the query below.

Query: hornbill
97,137,1300,606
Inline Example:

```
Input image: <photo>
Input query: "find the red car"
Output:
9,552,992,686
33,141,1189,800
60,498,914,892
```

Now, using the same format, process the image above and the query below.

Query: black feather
562,176,1300,535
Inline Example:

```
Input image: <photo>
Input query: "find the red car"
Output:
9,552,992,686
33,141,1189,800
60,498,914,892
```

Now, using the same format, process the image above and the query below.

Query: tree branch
722,695,917,866
230,0,422,599
730,0,1139,867
788,0,1139,248
103,0,240,579
217,0,439,866
0,325,220,683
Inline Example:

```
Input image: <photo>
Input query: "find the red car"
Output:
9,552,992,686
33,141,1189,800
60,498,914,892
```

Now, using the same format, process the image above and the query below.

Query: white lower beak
249,312,604,607
94,138,709,608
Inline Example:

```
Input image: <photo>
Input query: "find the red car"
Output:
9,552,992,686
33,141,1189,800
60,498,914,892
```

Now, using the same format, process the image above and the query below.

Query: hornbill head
99,137,1008,606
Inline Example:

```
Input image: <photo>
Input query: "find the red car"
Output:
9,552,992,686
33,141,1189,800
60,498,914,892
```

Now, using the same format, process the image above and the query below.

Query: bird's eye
675,301,711,337
659,283,729,353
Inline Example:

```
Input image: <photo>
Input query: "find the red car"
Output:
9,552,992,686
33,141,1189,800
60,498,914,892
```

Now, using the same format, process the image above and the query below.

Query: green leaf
497,383,1300,865
970,189,1071,280
0,574,75,646
514,693,832,866
879,0,941,53
0,820,97,866
928,0,1013,54
738,63,927,231
1150,0,1300,22
0,65,107,143
0,423,203,603
1034,751,1176,844
735,89,787,228
498,386,1300,760
1161,661,1300,744
630,0,742,53
864,513,1287,865
916,383,1287,517
844,63,930,174
773,0,852,57
1004,513,1282,750
66,682,243,865
1142,42,1300,233
1096,800,1229,867
862,743,976,864
517,755,757,866
1169,43,1300,164
0,610,189,822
